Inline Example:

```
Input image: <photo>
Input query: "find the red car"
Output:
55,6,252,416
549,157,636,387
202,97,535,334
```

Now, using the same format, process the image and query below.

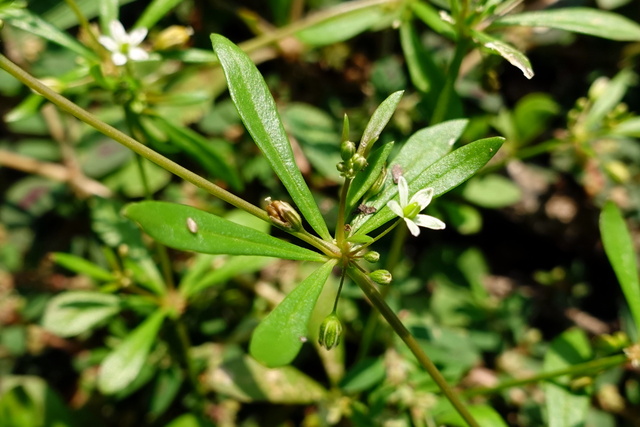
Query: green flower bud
363,251,380,263
369,269,392,285
265,198,303,231
318,313,343,350
351,154,368,172
340,140,356,161
153,25,194,50
337,161,345,172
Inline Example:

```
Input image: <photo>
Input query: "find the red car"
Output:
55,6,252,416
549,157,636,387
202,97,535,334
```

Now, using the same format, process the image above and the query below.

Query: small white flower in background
99,20,149,66
387,176,445,237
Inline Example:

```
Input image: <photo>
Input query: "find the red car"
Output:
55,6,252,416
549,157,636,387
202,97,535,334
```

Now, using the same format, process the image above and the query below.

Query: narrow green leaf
543,329,592,427
296,7,386,46
4,9,97,60
437,404,508,427
472,30,534,79
42,292,121,337
134,0,182,29
400,18,444,93
124,201,326,262
98,310,166,394
614,116,640,137
353,137,504,235
50,252,116,282
494,8,640,41
210,34,331,240
153,117,243,191
358,91,404,157
600,201,640,331
346,141,394,212
250,260,336,367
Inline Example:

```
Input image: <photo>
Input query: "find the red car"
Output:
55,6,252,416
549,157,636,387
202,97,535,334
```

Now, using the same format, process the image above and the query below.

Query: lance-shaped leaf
296,6,386,47
135,0,183,29
250,260,336,367
400,18,446,93
98,310,166,394
4,8,97,60
353,137,504,235
358,91,404,157
472,30,534,79
124,201,326,262
50,252,116,282
493,8,640,41
210,34,331,240
42,291,121,337
600,201,640,332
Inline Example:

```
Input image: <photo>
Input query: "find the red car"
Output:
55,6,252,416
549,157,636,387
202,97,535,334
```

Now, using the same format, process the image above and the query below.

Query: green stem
0,54,339,257
463,354,627,398
63,0,103,54
172,317,206,410
348,264,480,427
354,219,400,253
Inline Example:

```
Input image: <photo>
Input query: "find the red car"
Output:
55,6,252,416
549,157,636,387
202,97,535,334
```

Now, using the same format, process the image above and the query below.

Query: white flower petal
111,52,128,66
414,214,446,230
397,176,409,207
128,47,149,61
109,20,127,44
98,35,119,52
387,200,404,218
411,187,434,210
128,28,148,46
405,218,421,236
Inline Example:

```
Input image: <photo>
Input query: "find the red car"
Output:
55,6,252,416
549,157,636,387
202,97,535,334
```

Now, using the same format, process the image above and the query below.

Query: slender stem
172,317,206,410
354,219,401,253
63,0,104,54
0,54,339,257
332,270,347,313
336,178,352,246
463,354,627,398
348,264,480,427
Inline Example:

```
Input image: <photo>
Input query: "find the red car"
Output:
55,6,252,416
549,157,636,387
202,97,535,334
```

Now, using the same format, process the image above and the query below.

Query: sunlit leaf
494,8,640,41
250,260,336,367
296,7,386,46
124,201,326,262
600,201,640,331
472,30,534,79
42,292,121,337
98,310,166,394
211,34,331,240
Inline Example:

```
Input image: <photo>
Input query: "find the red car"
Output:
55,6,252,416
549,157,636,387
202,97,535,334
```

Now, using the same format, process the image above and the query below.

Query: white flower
386,176,445,237
99,21,149,66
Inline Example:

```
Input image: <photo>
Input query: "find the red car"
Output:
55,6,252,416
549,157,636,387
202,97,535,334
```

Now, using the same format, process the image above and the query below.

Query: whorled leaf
124,201,326,262
250,260,336,367
210,34,331,240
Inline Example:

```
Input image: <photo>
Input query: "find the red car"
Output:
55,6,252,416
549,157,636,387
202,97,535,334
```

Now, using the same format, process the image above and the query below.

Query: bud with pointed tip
265,198,303,231
369,269,392,285
318,313,343,350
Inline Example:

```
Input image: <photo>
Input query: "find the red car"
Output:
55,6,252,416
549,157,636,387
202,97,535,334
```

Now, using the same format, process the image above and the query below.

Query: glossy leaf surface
472,30,534,79
210,34,331,240
494,8,640,41
98,310,166,394
600,201,640,331
42,291,121,337
250,260,336,367
124,201,326,262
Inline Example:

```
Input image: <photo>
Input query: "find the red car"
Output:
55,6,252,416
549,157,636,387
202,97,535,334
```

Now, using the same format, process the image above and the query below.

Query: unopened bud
369,269,392,285
352,154,368,172
340,140,356,161
265,198,303,231
153,25,194,50
364,251,380,263
318,313,342,350
337,162,345,172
